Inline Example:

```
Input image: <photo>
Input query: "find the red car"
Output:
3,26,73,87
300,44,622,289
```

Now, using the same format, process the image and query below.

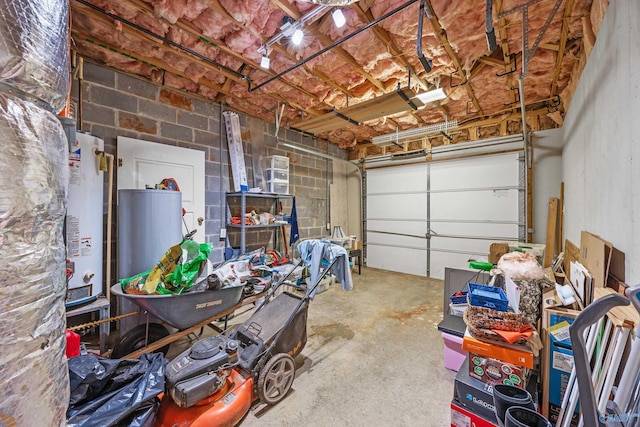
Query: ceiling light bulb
415,87,447,104
332,9,346,28
291,28,304,46
260,54,270,69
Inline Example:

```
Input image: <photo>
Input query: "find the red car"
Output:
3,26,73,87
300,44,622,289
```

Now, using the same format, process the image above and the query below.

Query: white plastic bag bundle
496,251,545,281
0,93,69,426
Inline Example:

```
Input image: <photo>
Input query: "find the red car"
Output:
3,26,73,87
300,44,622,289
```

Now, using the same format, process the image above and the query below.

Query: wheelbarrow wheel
111,323,171,359
257,353,295,405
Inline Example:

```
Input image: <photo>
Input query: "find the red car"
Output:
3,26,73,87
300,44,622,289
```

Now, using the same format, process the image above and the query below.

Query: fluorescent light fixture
291,28,304,45
415,87,447,104
260,54,270,69
332,9,346,28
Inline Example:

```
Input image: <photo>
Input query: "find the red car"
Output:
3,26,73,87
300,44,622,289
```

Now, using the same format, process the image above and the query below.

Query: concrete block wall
73,61,343,287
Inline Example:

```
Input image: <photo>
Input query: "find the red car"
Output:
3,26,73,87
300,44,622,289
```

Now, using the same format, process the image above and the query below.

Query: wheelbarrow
109,260,302,359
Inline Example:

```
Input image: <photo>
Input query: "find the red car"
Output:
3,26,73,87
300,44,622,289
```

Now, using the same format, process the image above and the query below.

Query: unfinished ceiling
70,0,606,153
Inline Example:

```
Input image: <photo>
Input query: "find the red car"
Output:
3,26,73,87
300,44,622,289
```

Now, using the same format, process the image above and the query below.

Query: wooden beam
544,198,560,267
551,0,575,96
72,30,324,118
308,28,385,92
71,1,245,83
478,56,506,68
540,43,560,52
72,31,227,93
425,0,484,117
352,3,429,91
495,0,519,112
119,0,352,113
270,0,300,20
558,182,564,256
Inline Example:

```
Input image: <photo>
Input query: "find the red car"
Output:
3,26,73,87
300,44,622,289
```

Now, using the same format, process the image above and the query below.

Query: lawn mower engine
165,335,239,408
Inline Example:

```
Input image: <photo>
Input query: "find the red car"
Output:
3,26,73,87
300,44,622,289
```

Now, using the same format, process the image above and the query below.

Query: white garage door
366,151,524,280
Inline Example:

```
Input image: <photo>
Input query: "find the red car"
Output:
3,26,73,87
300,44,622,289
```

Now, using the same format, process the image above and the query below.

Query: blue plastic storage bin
450,291,468,305
468,283,509,312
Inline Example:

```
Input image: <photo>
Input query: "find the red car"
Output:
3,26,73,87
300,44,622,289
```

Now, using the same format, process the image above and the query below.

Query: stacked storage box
263,155,289,194
451,285,537,427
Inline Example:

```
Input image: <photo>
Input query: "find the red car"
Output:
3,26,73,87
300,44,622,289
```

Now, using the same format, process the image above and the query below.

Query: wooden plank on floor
544,197,559,267
557,182,564,256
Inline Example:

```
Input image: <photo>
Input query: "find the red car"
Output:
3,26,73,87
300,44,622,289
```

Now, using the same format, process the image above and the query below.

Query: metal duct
0,93,69,425
486,0,497,52
417,0,432,74
0,0,70,111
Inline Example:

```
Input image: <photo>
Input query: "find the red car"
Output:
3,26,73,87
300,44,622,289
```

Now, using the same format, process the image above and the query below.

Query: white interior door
117,137,205,238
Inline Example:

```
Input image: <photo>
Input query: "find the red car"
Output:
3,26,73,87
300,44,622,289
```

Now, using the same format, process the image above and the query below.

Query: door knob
198,217,204,226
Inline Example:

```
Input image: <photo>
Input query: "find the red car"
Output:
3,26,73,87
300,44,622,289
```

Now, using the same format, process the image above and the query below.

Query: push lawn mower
155,257,342,427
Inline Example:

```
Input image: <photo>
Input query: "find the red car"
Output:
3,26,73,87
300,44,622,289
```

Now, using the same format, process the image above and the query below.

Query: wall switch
219,228,227,239
326,223,330,230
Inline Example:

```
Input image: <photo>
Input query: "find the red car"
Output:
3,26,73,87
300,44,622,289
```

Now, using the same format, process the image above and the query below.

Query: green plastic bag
158,240,212,294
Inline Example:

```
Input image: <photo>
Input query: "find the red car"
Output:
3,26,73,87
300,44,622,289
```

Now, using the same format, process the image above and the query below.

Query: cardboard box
468,352,531,388
488,242,509,264
454,360,498,423
541,308,580,426
579,231,611,290
461,329,535,369
451,399,498,427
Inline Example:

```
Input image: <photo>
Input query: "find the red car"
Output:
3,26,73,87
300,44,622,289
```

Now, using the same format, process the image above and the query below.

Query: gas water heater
65,131,104,306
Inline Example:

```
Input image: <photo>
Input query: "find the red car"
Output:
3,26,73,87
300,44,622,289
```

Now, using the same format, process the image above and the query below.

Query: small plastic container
468,283,509,312
266,182,289,194
442,332,467,371
263,155,289,171
450,291,468,305
265,169,289,181
449,303,468,317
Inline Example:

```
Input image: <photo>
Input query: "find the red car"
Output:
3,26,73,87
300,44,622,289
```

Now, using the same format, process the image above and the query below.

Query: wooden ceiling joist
551,0,575,97
495,0,519,112
424,0,484,118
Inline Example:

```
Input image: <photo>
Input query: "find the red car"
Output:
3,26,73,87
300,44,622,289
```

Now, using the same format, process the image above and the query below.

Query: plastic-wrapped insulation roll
0,93,69,426
0,0,69,112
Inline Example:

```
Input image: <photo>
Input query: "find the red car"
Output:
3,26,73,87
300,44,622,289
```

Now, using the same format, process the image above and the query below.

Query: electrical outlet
219,228,227,239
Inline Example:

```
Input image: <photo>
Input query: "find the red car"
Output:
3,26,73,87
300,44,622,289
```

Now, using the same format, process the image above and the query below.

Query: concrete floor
167,266,457,426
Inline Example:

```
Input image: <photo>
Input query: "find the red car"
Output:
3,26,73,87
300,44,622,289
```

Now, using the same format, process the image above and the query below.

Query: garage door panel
367,220,428,237
367,163,426,192
367,231,426,249
430,191,519,221
367,193,427,219
430,153,520,190
366,150,522,278
367,244,426,276
429,222,519,239
431,236,499,254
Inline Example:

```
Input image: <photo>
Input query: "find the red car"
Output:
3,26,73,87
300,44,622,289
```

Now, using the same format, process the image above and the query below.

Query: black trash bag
66,352,165,427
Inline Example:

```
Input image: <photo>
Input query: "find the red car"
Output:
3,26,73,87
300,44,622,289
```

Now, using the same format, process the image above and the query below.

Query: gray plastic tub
111,284,244,330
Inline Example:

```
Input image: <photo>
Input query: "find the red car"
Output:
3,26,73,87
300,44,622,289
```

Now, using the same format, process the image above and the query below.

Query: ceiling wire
248,0,419,92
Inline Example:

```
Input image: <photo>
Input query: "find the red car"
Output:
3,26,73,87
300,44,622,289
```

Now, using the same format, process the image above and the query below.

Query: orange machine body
155,369,254,427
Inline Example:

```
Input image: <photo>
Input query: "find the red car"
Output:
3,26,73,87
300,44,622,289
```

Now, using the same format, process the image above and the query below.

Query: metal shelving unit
225,192,293,255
